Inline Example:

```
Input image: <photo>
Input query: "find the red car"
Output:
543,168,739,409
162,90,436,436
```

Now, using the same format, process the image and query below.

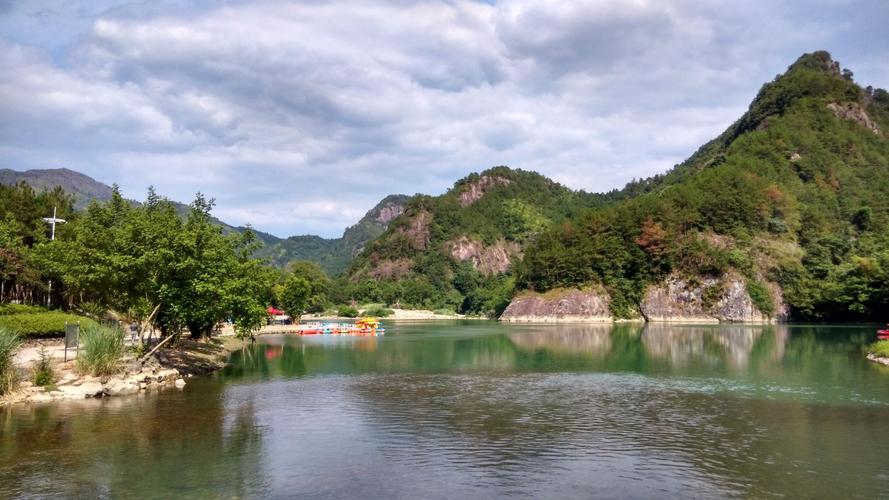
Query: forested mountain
337,167,603,314
517,51,889,321
0,168,114,210
255,194,410,275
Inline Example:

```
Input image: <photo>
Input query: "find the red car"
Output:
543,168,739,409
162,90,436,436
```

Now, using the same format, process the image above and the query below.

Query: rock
641,273,774,323
712,278,768,322
19,381,33,389
867,354,889,367
104,378,140,396
458,175,511,206
28,393,54,403
500,288,613,322
640,276,720,323
155,369,179,383
61,373,78,383
174,378,186,389
446,237,520,275
56,382,105,399
827,102,880,134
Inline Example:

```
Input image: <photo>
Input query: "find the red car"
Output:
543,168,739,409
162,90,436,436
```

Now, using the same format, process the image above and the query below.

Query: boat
878,325,889,340
298,318,385,336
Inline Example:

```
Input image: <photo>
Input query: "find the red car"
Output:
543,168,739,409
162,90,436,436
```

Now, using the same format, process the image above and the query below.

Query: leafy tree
279,276,311,322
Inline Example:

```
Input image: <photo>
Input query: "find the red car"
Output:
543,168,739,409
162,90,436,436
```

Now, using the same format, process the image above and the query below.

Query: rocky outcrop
8,368,186,405
376,202,405,225
458,175,511,206
447,236,520,275
640,274,776,323
827,102,880,134
368,257,412,280
399,210,431,250
500,288,613,322
640,276,721,323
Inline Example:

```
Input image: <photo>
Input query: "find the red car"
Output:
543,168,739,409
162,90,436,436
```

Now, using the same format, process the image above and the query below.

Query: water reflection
0,384,266,498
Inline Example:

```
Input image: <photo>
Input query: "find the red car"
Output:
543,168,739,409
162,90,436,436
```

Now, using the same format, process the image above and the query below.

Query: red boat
878,325,889,340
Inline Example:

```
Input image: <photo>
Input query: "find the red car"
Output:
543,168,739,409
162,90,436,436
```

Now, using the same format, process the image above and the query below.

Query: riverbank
1,336,247,406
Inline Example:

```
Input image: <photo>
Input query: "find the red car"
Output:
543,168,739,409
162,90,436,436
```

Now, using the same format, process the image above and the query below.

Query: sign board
64,322,79,361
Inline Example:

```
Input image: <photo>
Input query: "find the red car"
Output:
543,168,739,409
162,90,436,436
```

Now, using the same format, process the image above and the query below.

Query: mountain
338,166,603,314
513,51,889,322
255,194,410,275
0,167,406,275
0,168,114,210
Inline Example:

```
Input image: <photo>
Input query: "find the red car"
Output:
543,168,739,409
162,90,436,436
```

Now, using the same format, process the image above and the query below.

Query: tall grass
868,340,889,358
77,324,125,376
0,326,21,395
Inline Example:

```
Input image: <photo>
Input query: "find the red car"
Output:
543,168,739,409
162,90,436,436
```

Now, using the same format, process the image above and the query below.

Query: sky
1,1,887,238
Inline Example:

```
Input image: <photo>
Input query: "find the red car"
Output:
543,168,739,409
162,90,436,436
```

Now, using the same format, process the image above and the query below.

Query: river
2,322,888,498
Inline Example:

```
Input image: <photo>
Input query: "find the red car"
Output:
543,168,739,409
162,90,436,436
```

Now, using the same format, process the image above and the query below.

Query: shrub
746,280,775,317
33,347,54,387
77,324,125,376
433,308,455,316
337,306,359,318
0,327,21,395
0,312,97,338
0,304,45,315
363,306,393,318
868,340,889,358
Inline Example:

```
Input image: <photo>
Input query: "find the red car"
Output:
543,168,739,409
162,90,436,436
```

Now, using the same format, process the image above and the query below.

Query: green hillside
255,194,410,275
518,51,889,321
340,167,602,314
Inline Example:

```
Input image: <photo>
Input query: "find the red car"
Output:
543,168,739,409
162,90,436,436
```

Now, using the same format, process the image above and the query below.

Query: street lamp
42,207,66,307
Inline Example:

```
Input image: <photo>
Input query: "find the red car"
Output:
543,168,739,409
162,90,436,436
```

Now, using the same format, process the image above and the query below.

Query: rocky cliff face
458,175,511,206
500,288,613,322
447,236,520,275
501,274,785,323
640,274,777,323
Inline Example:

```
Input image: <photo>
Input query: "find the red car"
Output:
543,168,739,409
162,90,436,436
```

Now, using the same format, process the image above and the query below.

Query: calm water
2,322,888,499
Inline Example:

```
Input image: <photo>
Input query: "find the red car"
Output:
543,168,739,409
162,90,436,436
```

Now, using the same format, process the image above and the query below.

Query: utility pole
42,207,66,307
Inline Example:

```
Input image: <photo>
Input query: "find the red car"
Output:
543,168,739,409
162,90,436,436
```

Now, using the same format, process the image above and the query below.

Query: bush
433,308,455,316
337,306,359,318
746,280,775,317
77,324,125,376
33,347,54,387
868,340,889,358
0,304,45,315
0,327,21,395
0,312,97,338
362,306,393,318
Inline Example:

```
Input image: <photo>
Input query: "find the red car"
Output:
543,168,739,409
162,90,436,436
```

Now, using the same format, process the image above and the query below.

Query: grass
0,326,21,395
868,340,889,358
337,306,359,318
362,306,394,318
77,324,125,376
33,347,55,387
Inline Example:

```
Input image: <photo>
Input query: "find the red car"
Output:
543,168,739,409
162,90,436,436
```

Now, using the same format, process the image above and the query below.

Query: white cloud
0,0,886,237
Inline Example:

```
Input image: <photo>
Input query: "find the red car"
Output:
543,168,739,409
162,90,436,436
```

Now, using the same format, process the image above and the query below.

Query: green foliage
0,312,96,338
868,340,889,358
279,276,311,321
285,261,331,312
33,347,54,387
337,305,359,318
746,280,775,316
30,187,275,339
0,304,44,315
77,324,125,376
0,326,21,395
362,306,393,317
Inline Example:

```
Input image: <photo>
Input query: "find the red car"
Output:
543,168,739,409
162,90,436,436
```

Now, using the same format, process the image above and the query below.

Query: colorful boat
878,327,889,340
299,318,385,336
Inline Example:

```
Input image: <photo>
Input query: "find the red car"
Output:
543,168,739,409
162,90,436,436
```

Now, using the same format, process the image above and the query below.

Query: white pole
42,207,66,308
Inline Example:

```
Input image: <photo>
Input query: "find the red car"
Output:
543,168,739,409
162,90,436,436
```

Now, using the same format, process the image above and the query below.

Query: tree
279,276,311,322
